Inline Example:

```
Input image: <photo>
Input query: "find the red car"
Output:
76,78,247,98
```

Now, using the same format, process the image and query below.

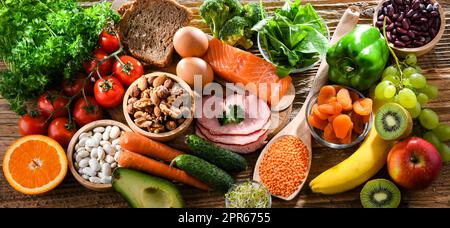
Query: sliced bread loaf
117,0,192,67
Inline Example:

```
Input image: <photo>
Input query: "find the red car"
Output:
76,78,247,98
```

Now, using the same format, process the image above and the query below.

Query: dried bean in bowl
376,0,441,48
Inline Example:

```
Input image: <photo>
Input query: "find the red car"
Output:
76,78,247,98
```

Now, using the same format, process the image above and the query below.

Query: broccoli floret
243,2,265,25
219,16,253,49
200,0,244,38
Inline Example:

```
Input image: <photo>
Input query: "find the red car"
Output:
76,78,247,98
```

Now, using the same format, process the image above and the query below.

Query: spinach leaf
253,0,328,76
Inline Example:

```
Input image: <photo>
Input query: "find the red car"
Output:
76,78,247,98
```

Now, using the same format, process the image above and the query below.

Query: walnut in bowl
123,72,194,141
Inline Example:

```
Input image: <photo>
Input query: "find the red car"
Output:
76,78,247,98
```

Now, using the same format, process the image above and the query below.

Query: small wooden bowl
67,120,132,191
373,0,445,56
123,72,194,142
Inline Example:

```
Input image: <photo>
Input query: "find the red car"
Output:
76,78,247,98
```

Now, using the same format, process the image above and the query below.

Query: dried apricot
332,114,353,139
353,98,373,116
308,114,327,130
318,102,342,115
318,86,336,105
336,88,353,111
340,130,352,144
323,123,339,143
312,104,329,120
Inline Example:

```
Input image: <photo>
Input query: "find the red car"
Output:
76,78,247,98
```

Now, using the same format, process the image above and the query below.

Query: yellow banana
309,123,392,195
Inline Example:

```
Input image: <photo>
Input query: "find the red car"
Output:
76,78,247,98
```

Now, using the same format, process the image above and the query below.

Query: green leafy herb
218,104,245,126
0,0,119,114
253,0,328,76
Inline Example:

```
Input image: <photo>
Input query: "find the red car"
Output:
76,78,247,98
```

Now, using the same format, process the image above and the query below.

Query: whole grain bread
117,0,192,67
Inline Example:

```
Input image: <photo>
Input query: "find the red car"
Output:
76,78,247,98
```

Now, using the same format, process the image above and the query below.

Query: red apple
387,137,442,190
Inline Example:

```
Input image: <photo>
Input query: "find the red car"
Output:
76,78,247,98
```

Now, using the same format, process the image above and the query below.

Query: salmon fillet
202,38,292,105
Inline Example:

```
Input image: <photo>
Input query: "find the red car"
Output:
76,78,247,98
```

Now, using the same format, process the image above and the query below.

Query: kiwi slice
360,179,401,208
375,103,412,140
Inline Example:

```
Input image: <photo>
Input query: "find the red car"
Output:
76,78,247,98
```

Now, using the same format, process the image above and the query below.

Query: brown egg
173,26,209,58
176,57,214,88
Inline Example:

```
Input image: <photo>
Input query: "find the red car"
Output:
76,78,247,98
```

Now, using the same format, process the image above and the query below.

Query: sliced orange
2,135,67,195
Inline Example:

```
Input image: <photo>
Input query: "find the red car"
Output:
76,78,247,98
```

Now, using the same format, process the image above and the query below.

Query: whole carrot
119,132,183,162
118,150,210,191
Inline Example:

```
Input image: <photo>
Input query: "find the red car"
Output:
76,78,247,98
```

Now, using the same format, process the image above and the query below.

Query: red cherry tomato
113,55,144,87
18,112,49,136
83,49,112,78
37,91,69,118
73,96,103,126
62,73,93,97
47,117,77,148
99,30,120,54
94,76,125,108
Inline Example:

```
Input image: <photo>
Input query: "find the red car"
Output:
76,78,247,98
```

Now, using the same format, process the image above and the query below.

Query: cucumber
174,154,235,193
185,134,247,172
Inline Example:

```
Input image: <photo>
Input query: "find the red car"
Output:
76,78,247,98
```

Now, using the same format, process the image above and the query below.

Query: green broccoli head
244,2,265,25
200,0,244,38
219,16,253,49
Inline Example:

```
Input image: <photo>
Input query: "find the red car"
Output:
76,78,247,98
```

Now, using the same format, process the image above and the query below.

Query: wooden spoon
253,6,361,201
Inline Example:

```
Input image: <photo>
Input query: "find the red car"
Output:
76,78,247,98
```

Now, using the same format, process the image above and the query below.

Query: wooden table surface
1,0,449,208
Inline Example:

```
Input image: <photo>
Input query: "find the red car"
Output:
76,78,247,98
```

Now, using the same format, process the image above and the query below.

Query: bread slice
117,0,192,67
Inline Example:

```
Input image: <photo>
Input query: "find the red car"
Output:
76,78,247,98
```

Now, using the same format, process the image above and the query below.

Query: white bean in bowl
73,124,124,185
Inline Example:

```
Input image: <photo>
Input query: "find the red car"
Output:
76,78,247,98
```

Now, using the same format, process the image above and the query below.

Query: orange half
3,135,68,195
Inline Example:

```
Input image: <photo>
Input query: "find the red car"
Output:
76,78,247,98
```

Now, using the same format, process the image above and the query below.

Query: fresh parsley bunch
0,0,119,114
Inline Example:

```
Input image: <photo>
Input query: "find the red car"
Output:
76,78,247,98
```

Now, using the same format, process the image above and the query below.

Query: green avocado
112,168,184,208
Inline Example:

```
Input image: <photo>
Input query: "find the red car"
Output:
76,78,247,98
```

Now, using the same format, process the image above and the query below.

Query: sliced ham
196,127,267,154
197,94,271,135
196,120,270,145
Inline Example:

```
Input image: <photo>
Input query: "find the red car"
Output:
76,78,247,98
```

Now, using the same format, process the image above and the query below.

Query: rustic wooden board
1,0,450,208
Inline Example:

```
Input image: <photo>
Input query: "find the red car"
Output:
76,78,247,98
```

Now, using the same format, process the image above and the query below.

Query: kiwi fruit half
360,179,401,208
375,103,412,140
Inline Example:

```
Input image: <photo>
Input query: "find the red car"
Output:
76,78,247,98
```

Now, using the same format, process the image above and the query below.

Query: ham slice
196,120,270,145
196,127,268,154
197,94,271,135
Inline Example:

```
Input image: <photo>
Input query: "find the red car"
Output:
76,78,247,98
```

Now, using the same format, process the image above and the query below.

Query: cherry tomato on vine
94,76,125,108
62,73,93,97
37,91,69,118
113,55,144,87
18,111,49,136
47,117,77,148
99,30,120,54
73,96,103,126
83,49,112,78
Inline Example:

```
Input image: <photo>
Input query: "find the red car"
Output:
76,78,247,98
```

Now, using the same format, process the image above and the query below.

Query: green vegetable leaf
253,0,328,76
218,104,245,126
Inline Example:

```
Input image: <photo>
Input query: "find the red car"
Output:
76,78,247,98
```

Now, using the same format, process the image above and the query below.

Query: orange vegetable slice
353,98,373,116
318,86,336,105
312,104,329,120
318,102,342,115
308,114,328,130
332,114,354,139
337,88,353,111
2,135,68,195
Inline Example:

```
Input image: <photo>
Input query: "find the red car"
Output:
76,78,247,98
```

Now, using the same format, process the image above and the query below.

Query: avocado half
112,168,184,208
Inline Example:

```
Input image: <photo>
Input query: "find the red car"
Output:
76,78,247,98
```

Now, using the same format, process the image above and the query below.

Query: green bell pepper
326,25,389,91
